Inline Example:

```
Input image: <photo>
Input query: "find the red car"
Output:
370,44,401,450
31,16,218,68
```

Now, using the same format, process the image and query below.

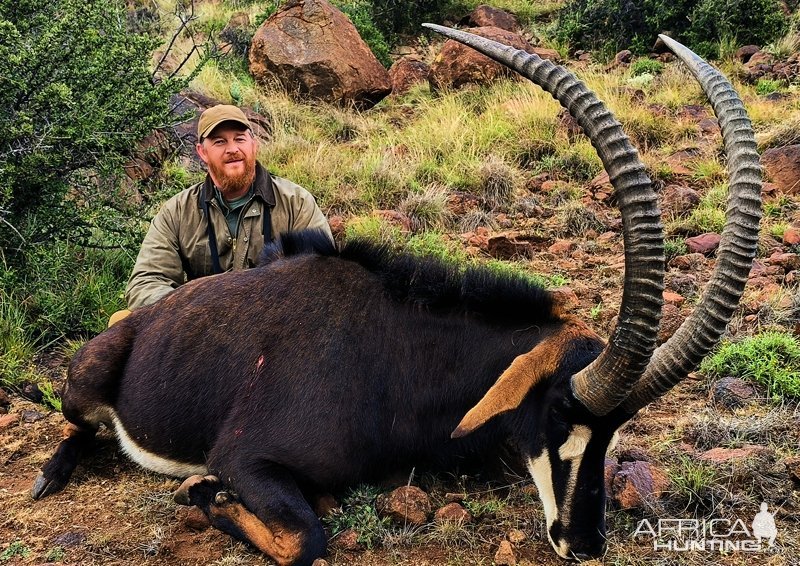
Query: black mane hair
260,229,556,325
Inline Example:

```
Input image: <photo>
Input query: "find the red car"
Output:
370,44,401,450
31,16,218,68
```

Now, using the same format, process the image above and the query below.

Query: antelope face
524,386,624,560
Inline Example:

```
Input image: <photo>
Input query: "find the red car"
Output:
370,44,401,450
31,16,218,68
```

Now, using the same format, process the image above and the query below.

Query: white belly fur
110,411,207,478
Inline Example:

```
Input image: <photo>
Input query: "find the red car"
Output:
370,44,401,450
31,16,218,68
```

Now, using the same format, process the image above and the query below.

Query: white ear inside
558,425,592,460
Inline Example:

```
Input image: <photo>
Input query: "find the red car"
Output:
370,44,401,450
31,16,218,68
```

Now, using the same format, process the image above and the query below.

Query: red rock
612,461,669,509
604,458,620,495
686,233,721,255
334,528,360,550
486,231,536,259
665,149,701,176
494,540,517,565
541,180,569,193
662,290,685,306
376,486,431,525
464,5,519,31
768,251,800,271
548,239,576,255
430,26,559,91
444,492,465,503
783,227,800,245
249,0,390,107
327,215,345,237
314,493,339,517
661,184,700,215
710,377,758,409
389,57,429,95
697,445,771,463
0,413,19,431
373,210,412,232
668,253,707,270
735,45,760,63
507,528,526,544
434,502,472,524
746,51,774,68
762,145,800,194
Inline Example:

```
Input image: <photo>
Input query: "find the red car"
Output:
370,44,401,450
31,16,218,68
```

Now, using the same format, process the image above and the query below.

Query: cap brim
199,118,251,141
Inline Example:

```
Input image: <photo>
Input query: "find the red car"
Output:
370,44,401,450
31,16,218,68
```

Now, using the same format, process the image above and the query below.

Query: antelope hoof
174,474,221,506
31,471,67,500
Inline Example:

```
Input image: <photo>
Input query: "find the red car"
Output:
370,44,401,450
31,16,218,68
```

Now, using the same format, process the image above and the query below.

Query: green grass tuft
700,331,800,400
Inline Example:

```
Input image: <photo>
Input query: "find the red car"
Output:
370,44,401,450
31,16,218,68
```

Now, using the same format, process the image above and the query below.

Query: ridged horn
423,24,664,416
622,35,762,413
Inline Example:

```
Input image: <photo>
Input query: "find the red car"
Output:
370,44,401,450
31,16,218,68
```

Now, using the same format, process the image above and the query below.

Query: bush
0,0,187,257
630,57,664,76
553,0,788,57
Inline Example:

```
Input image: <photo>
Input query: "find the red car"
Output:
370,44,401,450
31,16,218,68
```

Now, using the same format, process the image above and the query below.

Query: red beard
208,153,256,197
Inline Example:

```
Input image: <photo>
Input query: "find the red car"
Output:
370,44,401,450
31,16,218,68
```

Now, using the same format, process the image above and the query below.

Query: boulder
611,461,669,509
762,145,800,194
434,502,472,524
734,45,760,63
661,184,700,215
249,0,390,108
376,486,431,525
710,377,758,409
462,5,520,32
389,57,430,95
429,26,560,90
686,233,721,255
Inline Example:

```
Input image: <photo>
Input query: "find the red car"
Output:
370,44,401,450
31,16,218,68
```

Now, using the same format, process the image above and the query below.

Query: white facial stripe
558,424,592,460
111,412,207,478
528,425,594,559
527,452,574,558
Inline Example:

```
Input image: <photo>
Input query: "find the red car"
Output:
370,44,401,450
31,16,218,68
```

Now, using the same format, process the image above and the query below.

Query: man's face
196,122,259,199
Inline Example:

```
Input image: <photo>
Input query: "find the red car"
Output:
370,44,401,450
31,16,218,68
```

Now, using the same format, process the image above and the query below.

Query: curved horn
423,24,664,416
622,35,762,413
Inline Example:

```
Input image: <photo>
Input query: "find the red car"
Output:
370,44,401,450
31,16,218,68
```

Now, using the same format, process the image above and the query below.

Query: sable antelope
32,26,761,564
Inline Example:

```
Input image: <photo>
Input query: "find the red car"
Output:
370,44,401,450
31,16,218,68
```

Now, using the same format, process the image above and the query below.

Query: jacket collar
201,162,276,207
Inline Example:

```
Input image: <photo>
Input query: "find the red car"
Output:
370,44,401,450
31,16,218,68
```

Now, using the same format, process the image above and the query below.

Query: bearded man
118,105,332,318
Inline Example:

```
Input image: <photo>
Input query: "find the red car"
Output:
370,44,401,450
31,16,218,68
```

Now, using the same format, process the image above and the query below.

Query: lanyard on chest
200,198,273,275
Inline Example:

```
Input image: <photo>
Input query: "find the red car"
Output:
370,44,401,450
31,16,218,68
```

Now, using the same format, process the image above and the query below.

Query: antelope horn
622,35,762,413
423,24,664,417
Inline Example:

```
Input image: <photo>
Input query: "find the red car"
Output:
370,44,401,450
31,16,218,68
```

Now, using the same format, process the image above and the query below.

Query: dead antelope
32,26,761,565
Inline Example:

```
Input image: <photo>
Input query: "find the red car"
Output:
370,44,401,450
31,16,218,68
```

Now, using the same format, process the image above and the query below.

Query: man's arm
125,203,186,310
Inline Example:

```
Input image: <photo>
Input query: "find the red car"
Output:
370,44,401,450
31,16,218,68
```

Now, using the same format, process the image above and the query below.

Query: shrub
700,331,800,400
756,79,782,96
553,0,788,57
630,57,664,77
0,0,189,257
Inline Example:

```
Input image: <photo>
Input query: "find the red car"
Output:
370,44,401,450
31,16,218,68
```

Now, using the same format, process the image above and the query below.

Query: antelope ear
451,326,579,438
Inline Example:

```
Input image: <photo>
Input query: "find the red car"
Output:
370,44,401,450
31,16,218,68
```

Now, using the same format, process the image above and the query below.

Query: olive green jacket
125,163,332,309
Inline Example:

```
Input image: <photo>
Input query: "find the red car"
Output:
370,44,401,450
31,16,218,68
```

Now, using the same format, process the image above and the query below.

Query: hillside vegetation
1,0,800,564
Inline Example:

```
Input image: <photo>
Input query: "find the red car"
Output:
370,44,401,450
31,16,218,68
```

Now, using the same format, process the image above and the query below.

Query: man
112,104,332,323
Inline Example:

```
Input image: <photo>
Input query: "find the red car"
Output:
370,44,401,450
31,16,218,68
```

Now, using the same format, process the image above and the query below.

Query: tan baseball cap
197,104,251,141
